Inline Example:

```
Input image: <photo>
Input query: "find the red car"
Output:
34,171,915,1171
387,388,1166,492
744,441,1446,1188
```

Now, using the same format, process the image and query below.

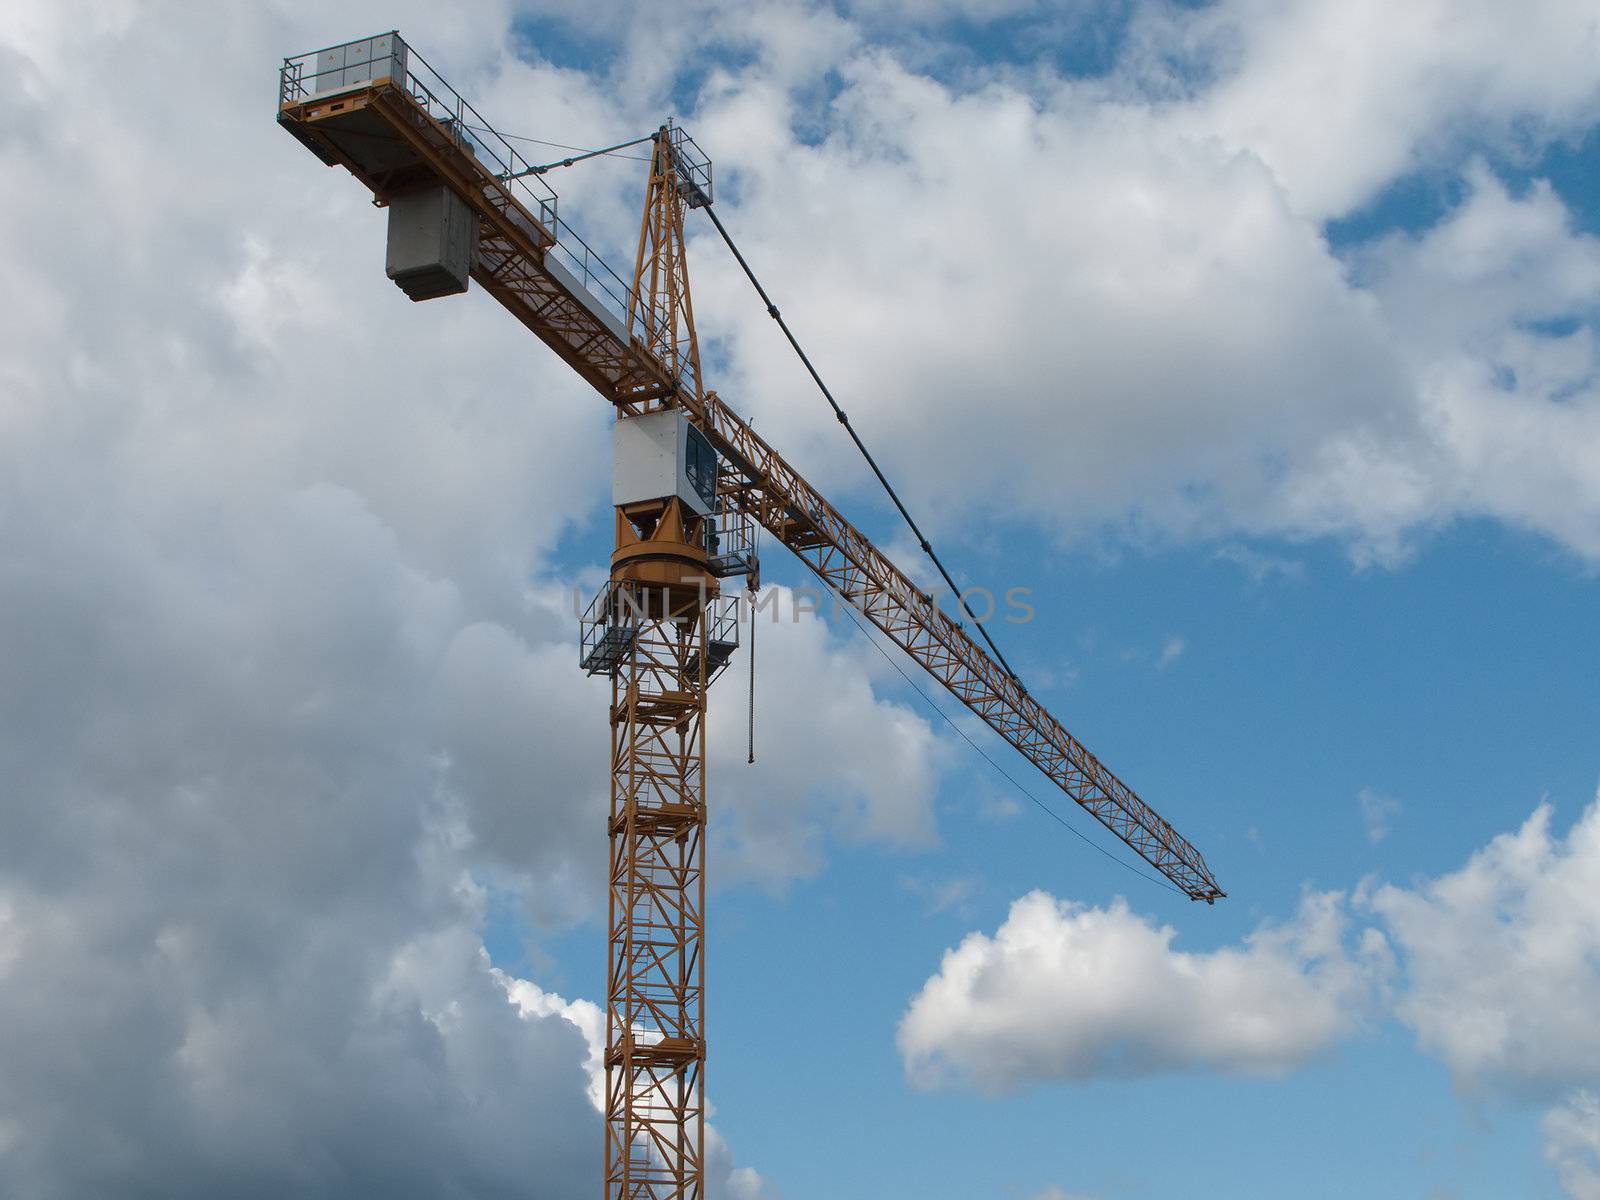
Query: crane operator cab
608,408,721,619
612,409,717,518
582,409,744,680
612,409,753,576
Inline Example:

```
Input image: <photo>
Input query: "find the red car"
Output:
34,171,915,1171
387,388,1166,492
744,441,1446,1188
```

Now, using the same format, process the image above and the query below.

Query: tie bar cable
698,199,1029,690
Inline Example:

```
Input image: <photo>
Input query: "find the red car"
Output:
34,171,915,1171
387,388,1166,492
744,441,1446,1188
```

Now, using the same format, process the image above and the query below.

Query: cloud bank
899,796,1600,1194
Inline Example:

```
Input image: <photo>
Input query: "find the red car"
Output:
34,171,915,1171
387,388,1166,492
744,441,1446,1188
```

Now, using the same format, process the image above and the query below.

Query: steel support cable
467,125,656,174
698,201,1027,689
747,589,757,765
831,594,1182,896
522,132,658,177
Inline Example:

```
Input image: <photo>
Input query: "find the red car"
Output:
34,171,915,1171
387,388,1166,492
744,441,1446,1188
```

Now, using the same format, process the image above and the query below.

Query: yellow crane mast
277,31,1224,1200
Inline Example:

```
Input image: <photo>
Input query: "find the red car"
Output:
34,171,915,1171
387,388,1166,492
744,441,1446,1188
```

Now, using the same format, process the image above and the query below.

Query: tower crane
277,31,1225,1200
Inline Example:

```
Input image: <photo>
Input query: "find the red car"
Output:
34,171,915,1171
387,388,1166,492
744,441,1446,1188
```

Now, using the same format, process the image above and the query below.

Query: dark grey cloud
0,4,614,1195
0,6,928,1195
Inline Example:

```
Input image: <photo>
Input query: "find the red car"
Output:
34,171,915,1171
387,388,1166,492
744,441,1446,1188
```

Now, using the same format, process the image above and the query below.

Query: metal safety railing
579,583,641,677
279,32,636,333
667,124,713,209
578,583,742,681
707,498,757,579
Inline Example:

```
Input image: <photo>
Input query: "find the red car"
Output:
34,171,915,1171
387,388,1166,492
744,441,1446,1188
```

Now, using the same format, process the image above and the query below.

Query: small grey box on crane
312,34,406,97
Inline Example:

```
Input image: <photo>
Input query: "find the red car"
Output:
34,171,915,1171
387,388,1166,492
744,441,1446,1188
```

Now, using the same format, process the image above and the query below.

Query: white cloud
897,889,1387,1091
673,2,1600,567
426,4,1600,574
1358,786,1402,844
899,792,1600,1197
1215,543,1305,583
845,0,1045,21
706,1130,784,1200
977,790,1024,822
902,873,980,916
500,970,607,1111
708,586,945,886
1157,635,1186,669
900,796,1600,1101
693,56,1416,550
0,897,16,978
1166,0,1600,220
1368,797,1600,1098
1338,168,1600,560
1544,1091,1600,1200
14,0,1600,583
0,858,601,1196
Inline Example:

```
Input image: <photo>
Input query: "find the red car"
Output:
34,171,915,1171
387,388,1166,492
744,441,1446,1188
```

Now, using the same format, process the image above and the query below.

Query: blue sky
1,2,1598,1198
504,4,1600,1195
522,526,1600,1198
494,6,1600,1189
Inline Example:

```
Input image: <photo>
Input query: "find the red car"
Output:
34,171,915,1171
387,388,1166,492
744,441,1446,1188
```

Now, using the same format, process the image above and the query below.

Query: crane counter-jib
276,31,1225,903
278,33,658,400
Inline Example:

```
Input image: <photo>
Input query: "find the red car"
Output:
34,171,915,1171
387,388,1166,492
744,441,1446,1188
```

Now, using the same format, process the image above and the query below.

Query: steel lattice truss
605,603,707,1197
679,390,1224,901
629,131,704,404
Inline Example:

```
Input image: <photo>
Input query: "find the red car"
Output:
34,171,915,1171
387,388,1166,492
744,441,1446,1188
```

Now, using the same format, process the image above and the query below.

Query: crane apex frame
278,29,1225,1200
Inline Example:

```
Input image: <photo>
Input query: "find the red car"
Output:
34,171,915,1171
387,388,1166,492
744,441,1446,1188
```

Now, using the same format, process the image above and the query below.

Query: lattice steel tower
599,125,727,1197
